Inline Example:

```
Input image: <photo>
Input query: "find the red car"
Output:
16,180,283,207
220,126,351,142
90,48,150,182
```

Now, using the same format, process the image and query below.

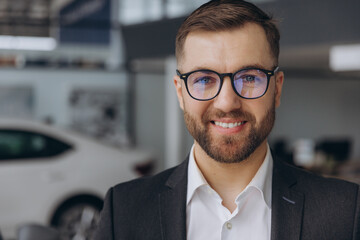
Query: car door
0,129,72,238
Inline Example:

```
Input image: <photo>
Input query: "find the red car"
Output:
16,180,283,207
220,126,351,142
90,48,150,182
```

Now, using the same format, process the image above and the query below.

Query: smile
213,121,245,129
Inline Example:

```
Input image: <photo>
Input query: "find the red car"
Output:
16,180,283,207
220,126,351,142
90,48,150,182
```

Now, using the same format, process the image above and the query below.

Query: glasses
176,66,279,101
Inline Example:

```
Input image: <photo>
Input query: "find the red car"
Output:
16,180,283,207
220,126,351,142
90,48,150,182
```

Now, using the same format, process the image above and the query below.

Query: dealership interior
0,0,359,239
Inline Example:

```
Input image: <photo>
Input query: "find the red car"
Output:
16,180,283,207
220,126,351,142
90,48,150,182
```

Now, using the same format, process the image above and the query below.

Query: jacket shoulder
274,160,360,239
276,160,359,196
111,161,186,199
94,162,187,240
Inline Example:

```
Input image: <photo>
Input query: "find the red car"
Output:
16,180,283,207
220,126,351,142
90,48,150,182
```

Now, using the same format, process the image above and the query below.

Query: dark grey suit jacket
94,157,360,240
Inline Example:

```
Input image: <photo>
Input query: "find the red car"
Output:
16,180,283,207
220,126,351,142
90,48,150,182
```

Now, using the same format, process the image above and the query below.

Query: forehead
180,23,274,72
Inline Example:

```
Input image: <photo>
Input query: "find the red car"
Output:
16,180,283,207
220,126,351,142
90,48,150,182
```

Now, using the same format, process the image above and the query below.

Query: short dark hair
175,0,280,65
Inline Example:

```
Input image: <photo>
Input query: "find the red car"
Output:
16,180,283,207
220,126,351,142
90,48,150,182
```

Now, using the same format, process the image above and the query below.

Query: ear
174,75,184,110
274,71,284,108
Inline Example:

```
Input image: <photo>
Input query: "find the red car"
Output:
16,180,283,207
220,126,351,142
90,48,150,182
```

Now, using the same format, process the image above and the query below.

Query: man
94,1,360,239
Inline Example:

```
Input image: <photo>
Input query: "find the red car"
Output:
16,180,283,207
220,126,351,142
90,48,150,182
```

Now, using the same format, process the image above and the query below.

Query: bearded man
95,1,360,239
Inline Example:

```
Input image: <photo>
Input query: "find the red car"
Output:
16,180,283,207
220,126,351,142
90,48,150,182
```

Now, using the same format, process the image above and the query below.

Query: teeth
214,121,244,128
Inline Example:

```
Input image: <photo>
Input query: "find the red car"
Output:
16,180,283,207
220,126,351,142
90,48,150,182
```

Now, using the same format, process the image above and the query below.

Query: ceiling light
330,44,360,71
0,35,57,51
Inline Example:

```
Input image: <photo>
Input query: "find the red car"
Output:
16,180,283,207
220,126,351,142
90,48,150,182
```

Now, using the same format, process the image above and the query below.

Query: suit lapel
271,159,304,240
159,159,188,240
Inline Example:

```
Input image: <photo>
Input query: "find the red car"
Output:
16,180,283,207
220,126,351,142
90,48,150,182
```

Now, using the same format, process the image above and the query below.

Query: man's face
174,23,284,164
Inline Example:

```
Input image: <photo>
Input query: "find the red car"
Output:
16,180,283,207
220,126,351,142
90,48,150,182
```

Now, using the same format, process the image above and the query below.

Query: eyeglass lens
187,71,220,100
187,69,268,100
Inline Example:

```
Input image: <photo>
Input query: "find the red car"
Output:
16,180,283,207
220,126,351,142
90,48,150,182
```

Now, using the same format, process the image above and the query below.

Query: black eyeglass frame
176,66,279,101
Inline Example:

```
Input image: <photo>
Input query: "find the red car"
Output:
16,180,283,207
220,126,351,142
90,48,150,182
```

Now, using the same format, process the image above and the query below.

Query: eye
242,75,256,82
195,76,210,83
188,71,219,89
193,76,216,85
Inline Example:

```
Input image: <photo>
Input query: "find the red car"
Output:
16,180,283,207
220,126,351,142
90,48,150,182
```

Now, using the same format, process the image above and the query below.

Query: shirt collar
187,143,273,208
187,144,208,205
245,144,273,208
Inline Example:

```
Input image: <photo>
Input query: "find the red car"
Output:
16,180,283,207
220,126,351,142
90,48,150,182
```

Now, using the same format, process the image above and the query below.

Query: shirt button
226,222,232,230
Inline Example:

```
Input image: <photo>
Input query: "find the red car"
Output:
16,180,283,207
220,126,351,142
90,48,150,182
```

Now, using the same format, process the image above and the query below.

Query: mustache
202,109,256,122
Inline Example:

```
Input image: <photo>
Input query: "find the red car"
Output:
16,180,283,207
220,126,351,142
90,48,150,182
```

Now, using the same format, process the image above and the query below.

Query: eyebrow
187,63,274,73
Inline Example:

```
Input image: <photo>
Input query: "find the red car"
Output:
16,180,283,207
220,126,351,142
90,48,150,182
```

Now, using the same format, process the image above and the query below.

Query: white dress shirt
186,144,273,240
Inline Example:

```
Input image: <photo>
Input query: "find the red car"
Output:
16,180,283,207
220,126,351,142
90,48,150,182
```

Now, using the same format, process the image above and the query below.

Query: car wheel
52,201,102,240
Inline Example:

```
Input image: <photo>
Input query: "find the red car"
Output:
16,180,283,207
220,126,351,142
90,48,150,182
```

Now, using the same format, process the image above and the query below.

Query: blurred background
0,0,359,239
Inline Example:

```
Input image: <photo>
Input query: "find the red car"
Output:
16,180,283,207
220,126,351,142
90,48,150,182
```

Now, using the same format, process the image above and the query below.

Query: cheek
182,94,209,120
245,97,274,124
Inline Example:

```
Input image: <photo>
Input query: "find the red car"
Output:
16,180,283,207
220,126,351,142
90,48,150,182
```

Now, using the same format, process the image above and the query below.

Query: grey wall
134,73,166,171
134,71,192,171
271,77,360,159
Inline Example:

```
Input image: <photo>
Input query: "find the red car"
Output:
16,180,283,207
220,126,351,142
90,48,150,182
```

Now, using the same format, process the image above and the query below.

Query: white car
0,118,154,240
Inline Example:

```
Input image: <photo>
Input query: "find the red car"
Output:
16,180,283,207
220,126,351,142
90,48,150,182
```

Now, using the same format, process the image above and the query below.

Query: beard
183,100,275,164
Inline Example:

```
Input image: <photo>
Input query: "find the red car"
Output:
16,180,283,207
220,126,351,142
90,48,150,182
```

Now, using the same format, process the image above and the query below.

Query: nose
212,76,242,112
